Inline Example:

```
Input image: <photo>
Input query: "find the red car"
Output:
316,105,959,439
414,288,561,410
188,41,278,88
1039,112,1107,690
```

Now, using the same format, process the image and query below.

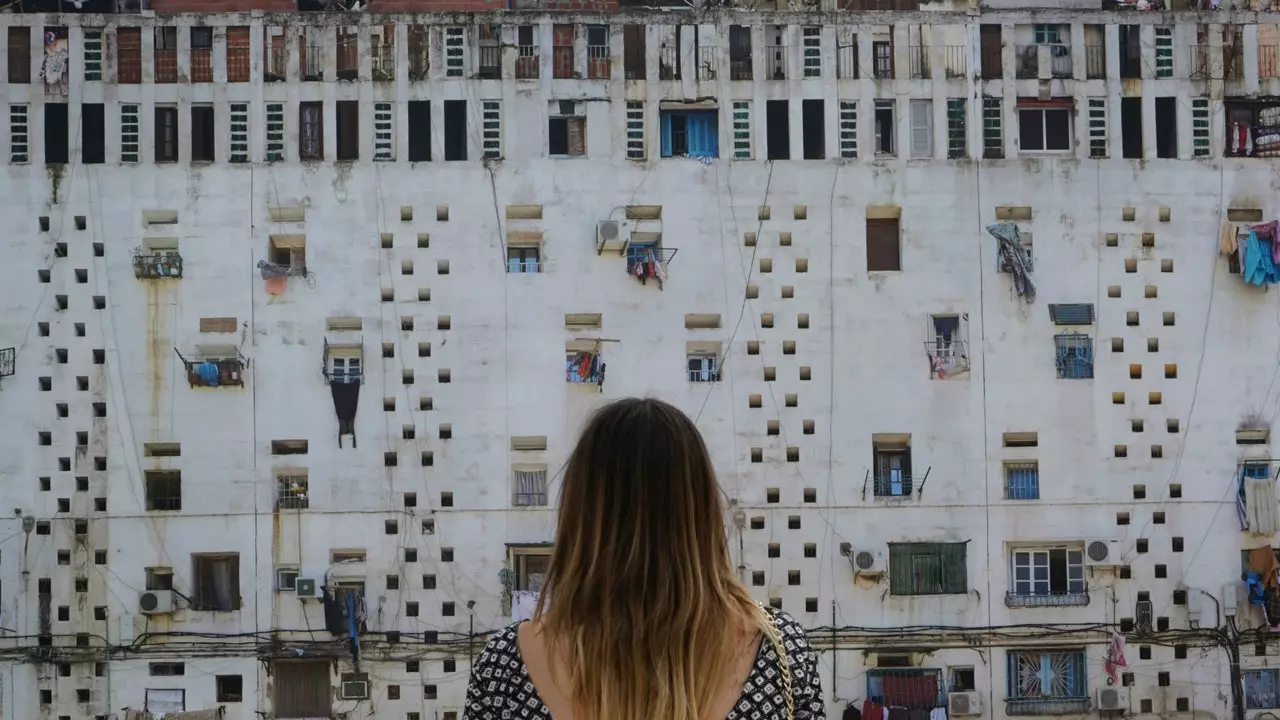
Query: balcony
132,251,183,279
264,46,287,81
371,44,394,82
178,351,246,389
764,46,786,80
1048,45,1071,78
873,473,914,497
587,45,610,79
925,340,969,379
626,246,676,289
907,45,929,79
1006,699,1091,716
696,46,716,80
659,44,679,80
1084,45,1105,79
1005,592,1089,608
477,45,501,79
515,46,539,79
940,46,965,78
836,44,857,79
302,45,324,81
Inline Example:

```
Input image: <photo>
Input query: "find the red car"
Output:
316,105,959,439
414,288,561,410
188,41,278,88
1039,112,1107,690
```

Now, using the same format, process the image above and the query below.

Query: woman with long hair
464,397,825,719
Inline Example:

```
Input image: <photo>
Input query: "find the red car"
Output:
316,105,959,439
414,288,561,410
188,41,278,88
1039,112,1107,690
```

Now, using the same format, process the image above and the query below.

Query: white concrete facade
2,6,1280,720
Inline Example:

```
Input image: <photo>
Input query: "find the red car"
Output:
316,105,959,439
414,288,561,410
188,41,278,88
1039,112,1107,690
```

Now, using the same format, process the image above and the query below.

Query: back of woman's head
537,397,759,719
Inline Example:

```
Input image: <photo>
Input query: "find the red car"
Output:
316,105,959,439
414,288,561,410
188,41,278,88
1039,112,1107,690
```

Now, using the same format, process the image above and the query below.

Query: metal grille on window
1004,462,1039,500
866,670,941,711
1192,98,1210,157
838,101,857,159
1087,98,1107,159
83,30,102,81
512,469,548,507
445,27,464,78
982,97,1003,159
374,102,393,161
1006,651,1088,712
1154,27,1173,78
626,101,645,160
802,27,821,78
1244,669,1280,711
9,105,28,163
482,100,501,159
276,475,309,510
732,101,752,159
1054,333,1094,380
946,98,966,159
120,103,138,163
688,356,719,382
229,103,248,163
266,103,285,162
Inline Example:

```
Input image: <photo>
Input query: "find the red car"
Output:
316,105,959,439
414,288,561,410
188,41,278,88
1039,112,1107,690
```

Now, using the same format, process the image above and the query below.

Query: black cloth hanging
322,588,347,634
330,381,360,446
843,704,863,720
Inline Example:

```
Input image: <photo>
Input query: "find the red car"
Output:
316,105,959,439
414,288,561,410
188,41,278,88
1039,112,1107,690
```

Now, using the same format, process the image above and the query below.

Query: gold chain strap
758,604,795,720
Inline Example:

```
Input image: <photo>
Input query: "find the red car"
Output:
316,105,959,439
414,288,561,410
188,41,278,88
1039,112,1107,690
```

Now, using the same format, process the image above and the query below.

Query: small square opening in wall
1115,444,1128,458
1131,419,1144,433
803,487,817,503
38,269,50,284
782,286,795,299
75,269,87,283
1172,536,1184,551
751,447,763,463
1155,564,1167,578
794,206,808,220
437,260,450,275
421,451,433,466
56,295,68,310
1161,258,1174,273
404,492,417,508
750,516,765,530
384,397,396,411
402,424,416,440
1141,233,1155,248
381,233,394,249
747,341,760,355
788,570,801,585
788,515,801,529
803,419,815,434
1145,285,1157,298
780,232,793,247
402,260,414,275
804,543,817,558
439,423,453,439
401,206,414,221
1153,511,1165,524
752,571,766,586
744,232,757,247
417,233,431,248
749,394,763,408
764,367,776,381
761,313,774,328
1126,311,1139,326
402,369,415,385
418,288,431,302
767,543,780,558
382,343,395,358
438,369,451,383
419,396,433,411
1108,286,1121,298
1129,364,1142,379
1105,233,1119,247
1149,391,1162,404
760,258,773,273
1111,338,1124,352
1124,258,1137,273
783,341,796,355
1159,207,1171,222
767,420,780,435
786,447,800,462
1163,312,1175,326
437,206,449,222
385,452,398,467
1164,363,1177,378
75,216,86,230
758,206,771,221
798,314,810,329
785,393,798,407
94,242,104,257
1148,338,1159,352
93,296,105,309
1117,512,1130,525
746,285,759,300
1122,207,1136,221
438,316,451,330
1167,419,1179,433
1151,445,1163,458
796,258,809,273
1133,484,1146,499
381,288,394,302
766,488,780,503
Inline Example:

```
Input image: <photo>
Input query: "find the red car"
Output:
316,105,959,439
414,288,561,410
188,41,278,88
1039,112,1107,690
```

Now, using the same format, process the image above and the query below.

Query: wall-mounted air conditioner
1096,686,1129,712
1084,539,1121,567
597,220,628,250
948,692,982,717
851,549,885,576
340,680,369,700
139,590,176,615
296,579,318,598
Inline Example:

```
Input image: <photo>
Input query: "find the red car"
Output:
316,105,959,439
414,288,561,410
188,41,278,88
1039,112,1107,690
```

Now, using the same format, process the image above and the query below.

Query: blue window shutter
660,113,673,157
687,112,720,158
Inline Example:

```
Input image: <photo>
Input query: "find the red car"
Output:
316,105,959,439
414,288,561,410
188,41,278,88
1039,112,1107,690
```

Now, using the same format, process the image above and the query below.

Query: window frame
506,246,541,273
1009,546,1086,597
888,541,968,596
190,553,241,612
1004,461,1040,500
1005,650,1088,709
660,109,719,158
154,105,179,163
1018,106,1072,153
299,102,323,161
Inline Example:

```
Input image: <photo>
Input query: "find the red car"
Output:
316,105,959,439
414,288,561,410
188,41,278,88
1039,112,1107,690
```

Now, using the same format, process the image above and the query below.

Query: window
45,103,68,165
216,675,243,703
626,101,646,160
191,105,215,163
661,110,718,158
276,474,309,510
688,355,720,382
191,553,240,611
79,103,105,164
512,468,548,506
1004,462,1040,500
729,25,752,80
802,26,821,77
444,100,467,161
374,102,393,161
444,27,464,78
1010,547,1085,603
9,105,29,164
7,27,30,84
265,103,284,162
1121,97,1142,159
121,103,139,163
191,27,213,83
300,102,323,160
408,100,431,162
144,470,181,511
507,247,540,273
273,661,331,718
801,99,824,160
549,103,585,157
731,101,752,160
1087,98,1107,159
873,40,893,78
587,25,609,79
945,99,966,159
1192,98,1210,157
227,26,250,83
866,669,941,709
145,567,174,590
328,356,361,383
482,100,501,159
1033,24,1061,45
982,97,1003,159
766,100,790,160
1154,26,1173,78
1245,669,1280,710
117,27,141,84
511,548,550,592
145,688,185,715
1054,333,1094,380
909,100,933,158
888,542,967,595
155,27,178,83
1048,303,1094,325
230,103,249,163
1018,104,1071,152
874,100,895,155
1155,96,1177,159
624,24,646,80
839,101,857,159
83,29,102,81
335,100,358,161
866,217,901,272
1006,651,1088,711
872,435,911,496
155,106,178,163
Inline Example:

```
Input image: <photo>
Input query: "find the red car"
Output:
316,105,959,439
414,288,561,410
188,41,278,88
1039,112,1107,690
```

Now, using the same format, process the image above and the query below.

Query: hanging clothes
330,380,360,445
1221,222,1240,256
843,704,863,720
863,700,885,720
928,708,947,720
1246,476,1279,536
197,361,221,386
1105,631,1128,684
1243,229,1280,285
1249,546,1280,589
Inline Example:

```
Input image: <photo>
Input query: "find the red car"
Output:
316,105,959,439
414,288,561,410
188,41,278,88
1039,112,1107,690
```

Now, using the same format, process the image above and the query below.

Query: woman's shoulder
761,605,812,644
474,622,526,674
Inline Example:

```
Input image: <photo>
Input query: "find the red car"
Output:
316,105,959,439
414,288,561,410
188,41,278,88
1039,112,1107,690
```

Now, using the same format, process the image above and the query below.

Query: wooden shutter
940,542,968,593
337,101,359,160
866,218,901,271
7,27,30,84
567,117,586,156
888,544,913,595
273,661,332,718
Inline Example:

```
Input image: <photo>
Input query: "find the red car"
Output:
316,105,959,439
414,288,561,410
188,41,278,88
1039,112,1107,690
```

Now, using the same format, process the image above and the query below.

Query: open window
549,100,586,157
872,433,914,497
506,232,542,273
687,341,721,383
925,314,969,379
507,544,552,620
1007,546,1087,607
133,237,182,279
191,553,240,611
267,234,307,277
660,105,719,158
512,465,549,507
566,340,605,388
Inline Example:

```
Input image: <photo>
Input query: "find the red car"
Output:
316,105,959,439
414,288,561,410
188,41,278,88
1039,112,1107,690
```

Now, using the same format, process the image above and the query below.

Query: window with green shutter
889,542,968,595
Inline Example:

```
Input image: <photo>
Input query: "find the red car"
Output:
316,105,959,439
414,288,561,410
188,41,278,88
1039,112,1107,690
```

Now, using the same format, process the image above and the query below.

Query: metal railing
512,492,548,507
227,46,250,82
133,252,183,279
303,45,324,81
1048,45,1071,78
477,45,501,79
908,45,930,78
1005,591,1089,608
372,44,394,81
873,473,914,497
940,45,965,78
336,38,357,79
836,44,857,79
1084,45,1105,79
1189,45,1212,79
587,45,610,79
409,45,429,80
264,46,287,81
764,46,786,80
515,47,539,79
659,44,680,80
276,476,310,510
696,46,716,81
1262,45,1279,78
1015,45,1038,79
1004,462,1039,499
1006,698,1091,716
730,56,752,80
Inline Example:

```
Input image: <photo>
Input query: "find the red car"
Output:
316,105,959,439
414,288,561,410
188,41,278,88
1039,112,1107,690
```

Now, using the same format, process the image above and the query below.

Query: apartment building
2,1,1280,718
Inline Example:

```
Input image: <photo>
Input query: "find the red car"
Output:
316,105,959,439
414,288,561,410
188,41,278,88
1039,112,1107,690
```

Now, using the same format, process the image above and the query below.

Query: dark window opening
192,554,240,611
866,217,902,272
443,100,467,162
336,100,359,161
8,27,30,83
216,675,243,703
766,100,790,160
44,103,68,165
873,40,893,79
624,24,646,80
1155,96,1177,159
980,25,1002,79
144,470,181,511
801,99,825,160
549,110,586,157
81,103,104,165
155,106,178,163
1119,25,1141,79
730,25,753,80
1017,105,1071,152
408,100,431,162
299,102,323,160
874,100,895,155
1121,97,1143,159
191,105,215,163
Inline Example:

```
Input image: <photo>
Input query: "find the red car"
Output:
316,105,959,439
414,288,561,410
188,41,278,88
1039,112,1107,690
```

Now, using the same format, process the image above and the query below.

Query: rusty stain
146,281,170,438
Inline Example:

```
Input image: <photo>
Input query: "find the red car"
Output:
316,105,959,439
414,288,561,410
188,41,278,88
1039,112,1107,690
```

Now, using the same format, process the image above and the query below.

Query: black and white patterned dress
463,606,826,719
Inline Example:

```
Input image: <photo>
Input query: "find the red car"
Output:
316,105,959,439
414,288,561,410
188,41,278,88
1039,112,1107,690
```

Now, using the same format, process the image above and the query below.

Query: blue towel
1243,229,1280,286
197,362,220,387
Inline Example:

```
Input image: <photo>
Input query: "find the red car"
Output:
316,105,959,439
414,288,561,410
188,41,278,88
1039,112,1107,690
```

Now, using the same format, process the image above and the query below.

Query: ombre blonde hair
534,397,767,720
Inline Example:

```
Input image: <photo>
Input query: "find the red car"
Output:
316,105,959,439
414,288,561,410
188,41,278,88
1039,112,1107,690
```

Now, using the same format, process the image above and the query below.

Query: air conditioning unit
276,568,298,592
1085,539,1121,567
296,579,318,598
852,549,885,576
139,590,176,615
340,680,370,700
948,692,982,717
1096,686,1130,712
597,220,627,250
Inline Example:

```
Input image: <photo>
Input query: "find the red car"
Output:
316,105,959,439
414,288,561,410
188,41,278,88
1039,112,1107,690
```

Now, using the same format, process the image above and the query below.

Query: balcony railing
1005,592,1089,608
181,355,246,388
873,474,914,497
1006,698,1091,716
264,46,286,81
730,56,752,81
1084,45,1105,79
372,45,394,82
625,246,677,288
326,370,362,386
1015,45,1038,79
409,45,429,80
133,251,183,279
303,45,324,81
908,45,929,78
836,44,857,79
227,46,250,82
512,492,548,507
477,45,501,79
1048,45,1071,78
940,45,965,78
764,46,786,80
925,340,969,379
515,46,539,79
696,46,716,81
587,45,610,79
659,44,679,80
